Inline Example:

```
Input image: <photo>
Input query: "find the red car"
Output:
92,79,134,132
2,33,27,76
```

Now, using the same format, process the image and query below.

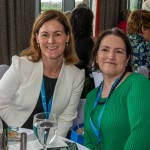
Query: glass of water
33,112,57,150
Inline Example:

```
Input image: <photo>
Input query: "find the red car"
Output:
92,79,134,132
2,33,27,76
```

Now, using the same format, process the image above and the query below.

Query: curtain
92,0,127,35
92,0,100,37
0,0,36,65
100,0,127,31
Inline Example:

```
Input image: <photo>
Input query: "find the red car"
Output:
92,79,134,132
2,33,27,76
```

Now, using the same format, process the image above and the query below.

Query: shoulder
63,64,85,77
143,0,150,11
125,73,150,87
11,55,42,78
12,55,42,68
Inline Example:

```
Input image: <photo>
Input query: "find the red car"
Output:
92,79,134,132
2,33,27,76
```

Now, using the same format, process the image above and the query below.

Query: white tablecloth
8,128,89,150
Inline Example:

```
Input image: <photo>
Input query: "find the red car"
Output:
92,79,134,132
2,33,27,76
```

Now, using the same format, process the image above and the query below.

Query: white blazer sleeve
57,68,85,137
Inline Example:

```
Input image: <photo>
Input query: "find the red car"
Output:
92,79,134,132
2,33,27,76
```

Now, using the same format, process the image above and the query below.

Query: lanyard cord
90,71,126,144
40,78,53,113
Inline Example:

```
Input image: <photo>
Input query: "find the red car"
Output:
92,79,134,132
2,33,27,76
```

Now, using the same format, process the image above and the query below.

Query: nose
48,35,55,44
108,50,115,59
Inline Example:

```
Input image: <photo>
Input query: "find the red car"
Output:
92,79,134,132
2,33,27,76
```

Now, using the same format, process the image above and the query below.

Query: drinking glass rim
34,112,57,119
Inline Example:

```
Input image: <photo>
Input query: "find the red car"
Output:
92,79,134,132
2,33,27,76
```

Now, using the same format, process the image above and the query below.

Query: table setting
0,112,89,150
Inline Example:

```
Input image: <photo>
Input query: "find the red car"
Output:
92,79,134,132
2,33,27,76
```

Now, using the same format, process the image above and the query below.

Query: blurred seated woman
117,9,131,33
70,4,95,98
127,9,150,75
84,28,150,150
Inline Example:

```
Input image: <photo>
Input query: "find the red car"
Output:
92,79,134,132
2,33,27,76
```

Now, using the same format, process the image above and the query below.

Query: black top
75,37,94,76
75,37,95,98
22,75,57,129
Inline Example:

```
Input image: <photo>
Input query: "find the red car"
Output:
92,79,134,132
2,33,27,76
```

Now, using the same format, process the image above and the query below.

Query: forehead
39,19,64,32
100,35,125,49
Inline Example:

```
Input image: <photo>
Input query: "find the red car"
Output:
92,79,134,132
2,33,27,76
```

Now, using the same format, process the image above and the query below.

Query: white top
0,56,85,137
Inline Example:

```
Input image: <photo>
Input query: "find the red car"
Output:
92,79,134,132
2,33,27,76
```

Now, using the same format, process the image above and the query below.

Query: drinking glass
33,112,57,150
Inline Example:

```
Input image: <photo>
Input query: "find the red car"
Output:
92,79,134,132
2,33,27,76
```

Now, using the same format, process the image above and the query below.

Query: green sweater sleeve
124,75,150,149
84,88,100,150
84,92,95,149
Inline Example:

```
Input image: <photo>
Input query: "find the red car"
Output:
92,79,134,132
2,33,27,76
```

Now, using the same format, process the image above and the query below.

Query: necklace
90,71,127,144
98,71,126,105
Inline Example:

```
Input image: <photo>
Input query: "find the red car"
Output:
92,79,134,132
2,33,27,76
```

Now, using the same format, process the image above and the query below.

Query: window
41,0,62,13
40,0,91,13
127,0,143,10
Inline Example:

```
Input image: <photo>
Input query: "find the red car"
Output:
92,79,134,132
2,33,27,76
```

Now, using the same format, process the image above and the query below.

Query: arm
0,56,21,117
124,76,150,149
57,69,85,137
84,92,96,150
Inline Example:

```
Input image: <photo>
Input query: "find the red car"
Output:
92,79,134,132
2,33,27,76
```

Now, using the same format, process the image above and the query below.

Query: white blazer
0,56,85,137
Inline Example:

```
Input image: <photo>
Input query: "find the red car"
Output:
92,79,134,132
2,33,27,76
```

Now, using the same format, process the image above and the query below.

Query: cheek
119,57,128,67
96,54,103,66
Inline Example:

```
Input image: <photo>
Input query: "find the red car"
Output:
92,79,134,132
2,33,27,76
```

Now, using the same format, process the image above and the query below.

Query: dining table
8,128,89,150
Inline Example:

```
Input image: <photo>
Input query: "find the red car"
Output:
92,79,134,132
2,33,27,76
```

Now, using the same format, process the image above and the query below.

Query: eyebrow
40,31,64,34
100,46,125,51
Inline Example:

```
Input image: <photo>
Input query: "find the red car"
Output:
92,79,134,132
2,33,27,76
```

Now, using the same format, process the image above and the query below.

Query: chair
137,66,149,78
0,64,9,79
70,99,85,145
72,99,86,128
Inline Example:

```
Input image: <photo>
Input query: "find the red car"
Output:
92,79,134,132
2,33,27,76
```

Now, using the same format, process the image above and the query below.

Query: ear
141,26,146,34
126,55,130,66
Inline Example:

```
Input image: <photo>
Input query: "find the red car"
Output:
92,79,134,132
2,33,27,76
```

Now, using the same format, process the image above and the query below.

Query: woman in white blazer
0,10,85,137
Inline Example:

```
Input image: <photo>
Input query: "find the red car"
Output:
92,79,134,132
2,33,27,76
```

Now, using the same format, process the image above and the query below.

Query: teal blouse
84,73,150,150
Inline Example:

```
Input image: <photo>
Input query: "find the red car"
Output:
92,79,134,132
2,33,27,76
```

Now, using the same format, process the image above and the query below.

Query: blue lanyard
90,72,126,144
40,78,53,113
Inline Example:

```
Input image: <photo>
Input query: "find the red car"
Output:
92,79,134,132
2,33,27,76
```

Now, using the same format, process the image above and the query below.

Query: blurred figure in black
70,3,95,98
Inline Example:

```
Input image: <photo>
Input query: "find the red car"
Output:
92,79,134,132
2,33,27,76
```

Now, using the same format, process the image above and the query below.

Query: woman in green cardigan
84,28,150,150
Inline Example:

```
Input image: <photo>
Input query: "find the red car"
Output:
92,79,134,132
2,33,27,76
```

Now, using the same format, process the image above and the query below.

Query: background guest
70,4,95,98
127,9,150,74
117,9,131,33
63,10,72,22
142,0,150,11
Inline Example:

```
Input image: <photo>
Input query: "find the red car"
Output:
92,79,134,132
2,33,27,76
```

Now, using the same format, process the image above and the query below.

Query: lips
47,46,58,50
105,62,116,65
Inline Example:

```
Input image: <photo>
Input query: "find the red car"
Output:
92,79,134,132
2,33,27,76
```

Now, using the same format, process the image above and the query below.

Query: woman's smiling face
36,19,69,60
96,35,129,77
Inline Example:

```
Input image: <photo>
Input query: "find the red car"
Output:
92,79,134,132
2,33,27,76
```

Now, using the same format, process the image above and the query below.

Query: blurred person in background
70,3,95,98
63,10,72,22
127,9,150,75
142,0,150,11
117,9,131,33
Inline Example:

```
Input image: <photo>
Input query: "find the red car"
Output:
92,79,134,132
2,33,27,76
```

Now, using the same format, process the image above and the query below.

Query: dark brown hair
89,27,133,72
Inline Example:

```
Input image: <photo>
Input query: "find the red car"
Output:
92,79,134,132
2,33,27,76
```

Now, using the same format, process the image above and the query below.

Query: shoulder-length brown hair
89,28,133,72
127,9,150,35
20,10,79,64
